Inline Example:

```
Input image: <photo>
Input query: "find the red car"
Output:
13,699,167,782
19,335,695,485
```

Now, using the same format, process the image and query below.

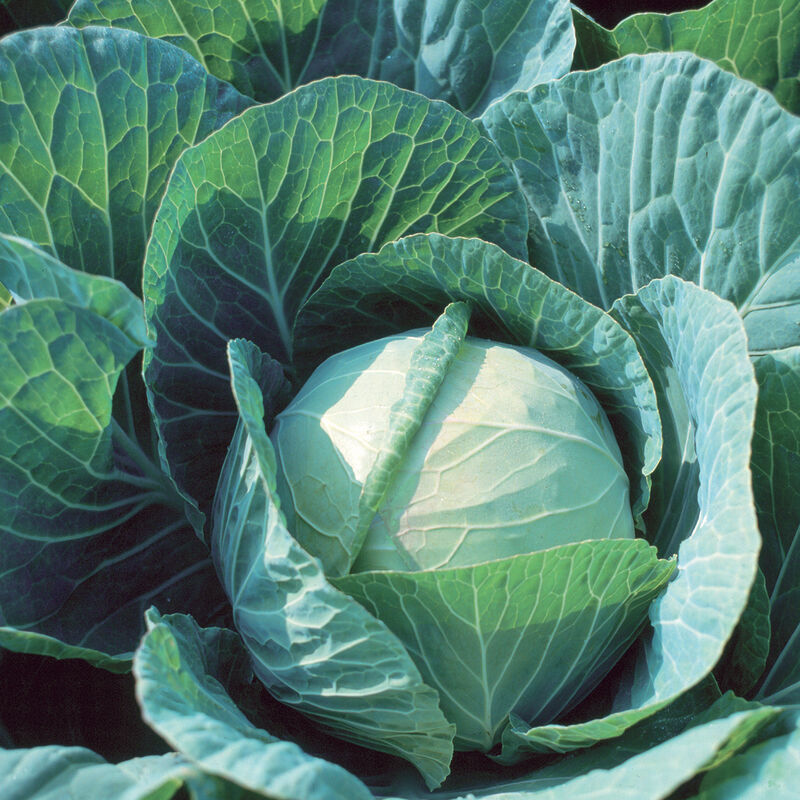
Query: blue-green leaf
134,610,375,800
572,0,800,115
498,276,760,758
478,52,800,347
0,747,189,800
751,348,800,705
210,339,455,789
696,710,800,799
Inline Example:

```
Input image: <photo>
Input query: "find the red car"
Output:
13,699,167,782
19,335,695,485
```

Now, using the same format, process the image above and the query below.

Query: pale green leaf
496,276,759,757
294,233,660,527
336,539,674,753
614,280,758,716
210,339,455,789
514,710,778,800
408,706,780,800
134,610,375,800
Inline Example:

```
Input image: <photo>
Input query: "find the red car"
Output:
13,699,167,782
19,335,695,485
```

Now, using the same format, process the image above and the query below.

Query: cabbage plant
1,1,799,798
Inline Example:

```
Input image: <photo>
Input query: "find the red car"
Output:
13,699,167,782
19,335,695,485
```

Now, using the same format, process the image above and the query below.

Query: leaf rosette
1,10,796,796
209,231,760,788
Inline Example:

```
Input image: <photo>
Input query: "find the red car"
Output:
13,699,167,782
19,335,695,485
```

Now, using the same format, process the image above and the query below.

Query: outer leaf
413,706,779,800
696,716,800,799
615,281,757,719
0,292,226,663
210,339,455,789
480,55,800,669
498,276,759,757
294,233,660,526
478,52,800,348
143,76,527,527
572,0,800,115
134,610,375,800
0,25,252,294
0,747,189,800
0,234,150,349
335,539,674,752
517,711,778,800
488,676,720,761
715,568,771,697
67,0,575,114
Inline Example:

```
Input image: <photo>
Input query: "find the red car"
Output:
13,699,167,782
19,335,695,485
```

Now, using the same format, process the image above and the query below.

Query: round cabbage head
266,325,668,751
272,330,635,577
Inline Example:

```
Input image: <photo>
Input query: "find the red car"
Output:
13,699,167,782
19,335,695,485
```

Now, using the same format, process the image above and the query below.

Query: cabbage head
273,325,635,574
268,305,669,753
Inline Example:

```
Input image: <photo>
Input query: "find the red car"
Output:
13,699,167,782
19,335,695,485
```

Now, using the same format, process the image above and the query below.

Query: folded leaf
210,339,455,789
135,610,375,800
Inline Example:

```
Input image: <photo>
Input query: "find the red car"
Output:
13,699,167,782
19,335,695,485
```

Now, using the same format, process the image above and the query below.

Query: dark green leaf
68,0,575,114
0,25,252,295
143,75,528,528
0,291,227,663
0,234,151,349
716,569,771,697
